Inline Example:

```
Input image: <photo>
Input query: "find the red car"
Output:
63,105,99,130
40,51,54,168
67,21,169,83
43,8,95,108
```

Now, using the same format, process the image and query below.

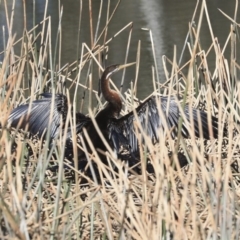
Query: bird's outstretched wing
8,93,90,139
108,95,220,153
8,93,68,138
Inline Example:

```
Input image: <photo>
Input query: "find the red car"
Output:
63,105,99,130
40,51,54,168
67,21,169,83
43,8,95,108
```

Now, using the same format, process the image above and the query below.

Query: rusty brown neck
101,71,122,118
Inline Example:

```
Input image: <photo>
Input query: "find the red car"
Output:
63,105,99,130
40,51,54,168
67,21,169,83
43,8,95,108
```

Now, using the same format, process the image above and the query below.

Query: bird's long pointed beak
118,62,136,70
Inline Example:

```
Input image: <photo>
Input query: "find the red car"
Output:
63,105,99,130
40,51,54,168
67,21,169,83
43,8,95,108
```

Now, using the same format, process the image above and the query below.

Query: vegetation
0,0,239,239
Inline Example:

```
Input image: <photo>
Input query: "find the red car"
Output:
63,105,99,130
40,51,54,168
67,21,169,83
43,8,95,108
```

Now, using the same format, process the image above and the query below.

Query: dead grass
0,0,240,239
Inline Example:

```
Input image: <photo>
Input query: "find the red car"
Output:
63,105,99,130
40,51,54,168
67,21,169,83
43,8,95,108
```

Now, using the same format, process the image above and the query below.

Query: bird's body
8,64,220,166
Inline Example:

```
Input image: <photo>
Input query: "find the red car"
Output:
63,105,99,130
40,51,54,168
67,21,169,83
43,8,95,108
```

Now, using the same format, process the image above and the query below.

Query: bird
8,63,221,167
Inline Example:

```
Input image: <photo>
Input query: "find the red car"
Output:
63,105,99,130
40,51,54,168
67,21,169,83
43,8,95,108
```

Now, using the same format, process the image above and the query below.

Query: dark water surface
0,0,239,100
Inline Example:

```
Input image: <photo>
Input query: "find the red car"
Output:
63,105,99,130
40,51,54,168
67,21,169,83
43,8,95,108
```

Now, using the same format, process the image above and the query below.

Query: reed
0,0,239,239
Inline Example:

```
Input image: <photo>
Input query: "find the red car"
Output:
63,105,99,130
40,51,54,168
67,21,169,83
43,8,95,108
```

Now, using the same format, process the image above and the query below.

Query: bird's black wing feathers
108,119,129,153
8,93,86,139
108,95,219,153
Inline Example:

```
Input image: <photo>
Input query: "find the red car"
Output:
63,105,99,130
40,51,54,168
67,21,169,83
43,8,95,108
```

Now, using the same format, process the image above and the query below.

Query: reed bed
0,0,240,239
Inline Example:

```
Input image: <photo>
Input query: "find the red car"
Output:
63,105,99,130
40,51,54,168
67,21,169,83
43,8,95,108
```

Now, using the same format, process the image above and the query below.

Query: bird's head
99,62,136,110
104,62,135,79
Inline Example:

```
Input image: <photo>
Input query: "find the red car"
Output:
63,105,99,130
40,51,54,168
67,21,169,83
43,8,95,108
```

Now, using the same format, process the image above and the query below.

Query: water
0,0,239,102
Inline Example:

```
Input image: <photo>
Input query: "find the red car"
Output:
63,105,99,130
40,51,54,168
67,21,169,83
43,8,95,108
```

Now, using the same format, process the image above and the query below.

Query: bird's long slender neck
101,71,122,118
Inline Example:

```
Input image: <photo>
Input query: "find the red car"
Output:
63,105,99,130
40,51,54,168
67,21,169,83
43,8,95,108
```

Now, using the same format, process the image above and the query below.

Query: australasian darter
8,63,221,167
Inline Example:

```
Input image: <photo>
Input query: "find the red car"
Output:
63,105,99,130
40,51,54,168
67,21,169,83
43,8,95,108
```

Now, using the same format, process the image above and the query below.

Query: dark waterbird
8,63,220,166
